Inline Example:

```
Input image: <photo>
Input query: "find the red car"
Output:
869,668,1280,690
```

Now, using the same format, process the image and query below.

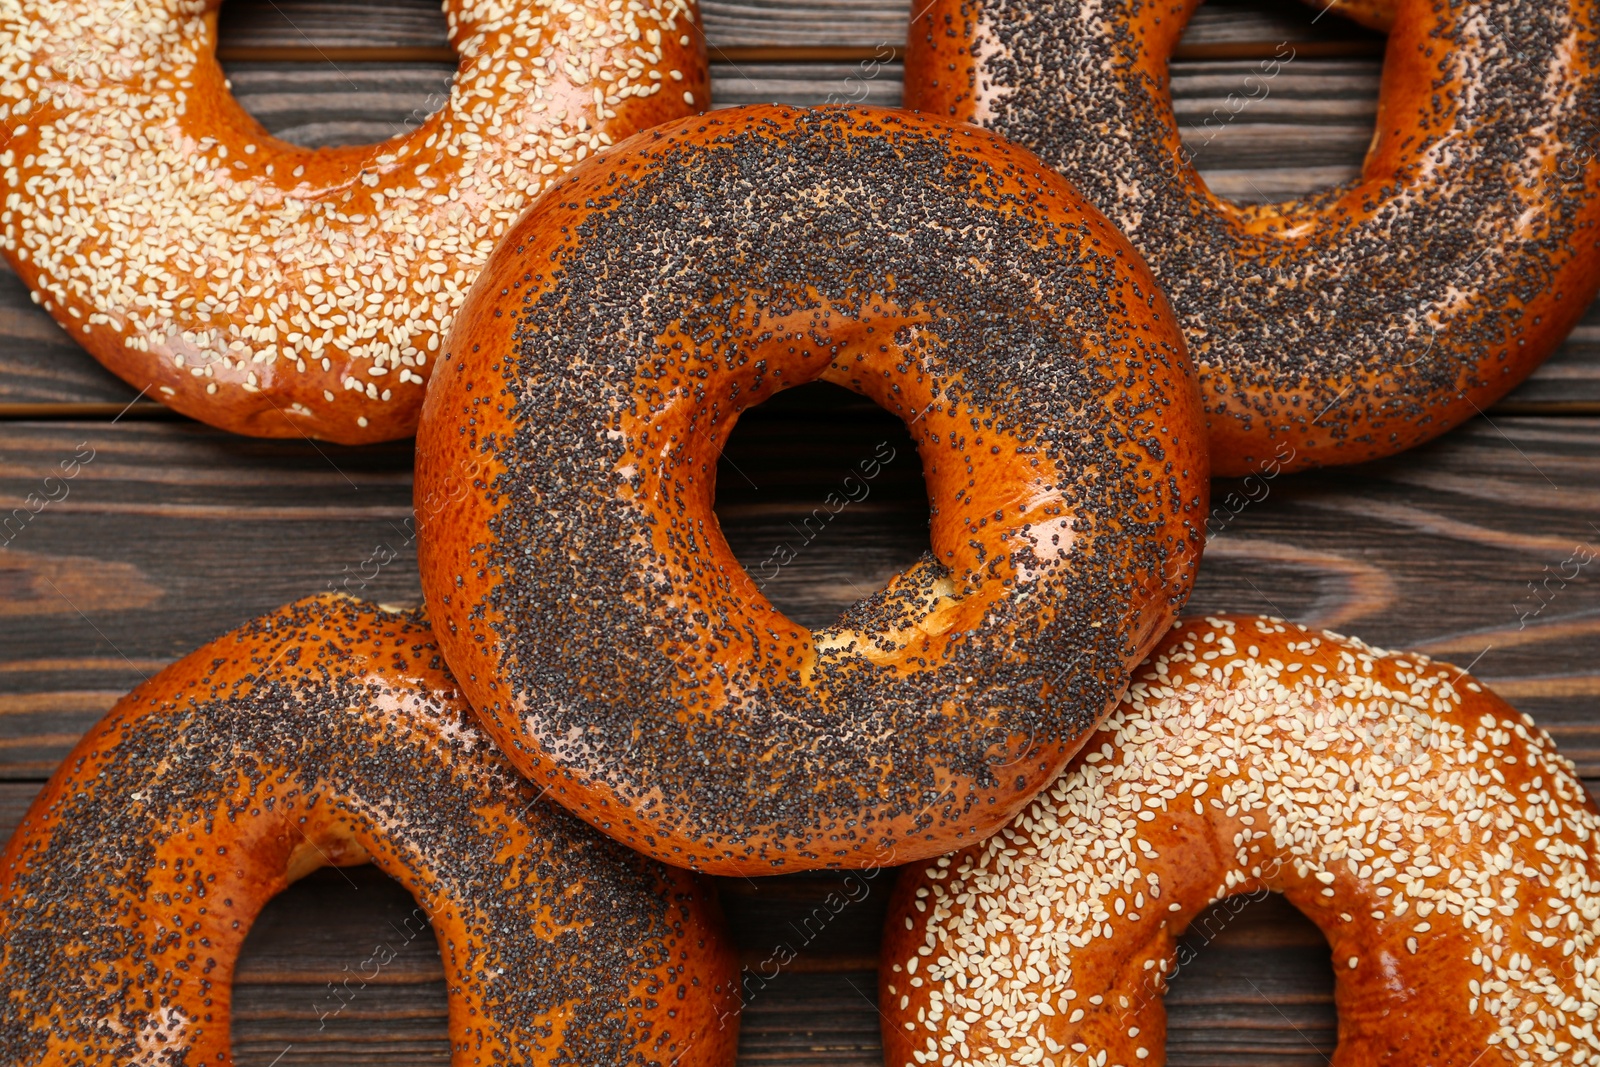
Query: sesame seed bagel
0,0,707,442
904,0,1600,475
415,104,1209,875
0,594,740,1066
882,615,1600,1067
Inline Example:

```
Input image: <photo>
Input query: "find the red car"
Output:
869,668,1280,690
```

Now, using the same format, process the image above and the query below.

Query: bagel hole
218,0,455,148
1162,891,1336,1063
715,381,929,629
1173,0,1384,203
232,864,450,1064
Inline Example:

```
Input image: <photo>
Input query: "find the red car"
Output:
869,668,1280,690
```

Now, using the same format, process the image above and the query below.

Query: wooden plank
0,424,417,774
8,403,1589,1061
214,55,1385,165
216,0,458,52
1,49,1594,410
1504,300,1600,408
0,406,1597,778
0,784,1530,1064
209,0,1383,55
713,398,1600,777
707,60,905,109
0,781,35,832
730,971,883,1066
0,0,1593,1057
0,261,138,408
220,61,455,148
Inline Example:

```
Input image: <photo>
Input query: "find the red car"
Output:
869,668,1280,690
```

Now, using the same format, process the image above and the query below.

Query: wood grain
0,781,1349,1066
3,47,1595,409
2,1,1596,1063
8,469,1572,1031
0,775,1548,1065
1,403,1597,776
0,454,1590,1046
209,0,1382,54
0,377,1595,1067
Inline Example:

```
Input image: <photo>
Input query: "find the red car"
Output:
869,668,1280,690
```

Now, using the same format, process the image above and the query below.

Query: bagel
0,594,739,1065
0,0,707,442
904,0,1600,474
415,104,1209,875
882,615,1600,1066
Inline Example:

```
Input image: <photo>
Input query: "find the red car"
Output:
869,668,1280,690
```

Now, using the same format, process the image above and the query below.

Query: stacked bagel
3,0,1599,1062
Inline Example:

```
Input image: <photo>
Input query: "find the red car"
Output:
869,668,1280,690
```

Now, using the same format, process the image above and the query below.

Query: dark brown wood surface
1,0,1597,1064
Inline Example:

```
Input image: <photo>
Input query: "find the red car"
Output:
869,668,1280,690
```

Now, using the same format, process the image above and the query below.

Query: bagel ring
883,615,1600,1066
905,0,1600,474
0,0,707,442
416,104,1209,875
0,595,740,1065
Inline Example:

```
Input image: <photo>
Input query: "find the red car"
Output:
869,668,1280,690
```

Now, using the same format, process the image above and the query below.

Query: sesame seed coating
0,0,707,442
882,615,1600,1066
415,105,1210,876
0,594,739,1066
904,0,1600,475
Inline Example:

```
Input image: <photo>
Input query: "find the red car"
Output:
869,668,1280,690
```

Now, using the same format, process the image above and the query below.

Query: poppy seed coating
416,105,1209,876
905,0,1600,475
0,594,739,1067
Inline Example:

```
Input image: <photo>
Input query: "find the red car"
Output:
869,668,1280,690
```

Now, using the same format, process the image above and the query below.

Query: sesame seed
885,616,1600,1065
0,0,703,439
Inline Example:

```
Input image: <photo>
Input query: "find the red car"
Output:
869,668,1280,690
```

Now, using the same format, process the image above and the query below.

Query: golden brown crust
881,615,1600,1066
0,594,740,1065
0,0,707,442
905,0,1600,475
415,104,1209,875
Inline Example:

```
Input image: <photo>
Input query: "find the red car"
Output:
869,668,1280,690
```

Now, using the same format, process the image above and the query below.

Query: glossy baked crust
905,0,1600,475
882,615,1600,1066
0,594,739,1066
416,104,1209,875
0,0,707,442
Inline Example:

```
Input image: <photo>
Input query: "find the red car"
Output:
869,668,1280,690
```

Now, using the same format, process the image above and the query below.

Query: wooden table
2,0,1597,1062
